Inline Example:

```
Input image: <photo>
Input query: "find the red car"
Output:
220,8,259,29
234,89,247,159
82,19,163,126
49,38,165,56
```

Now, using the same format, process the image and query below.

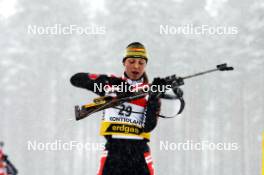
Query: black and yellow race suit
70,72,160,175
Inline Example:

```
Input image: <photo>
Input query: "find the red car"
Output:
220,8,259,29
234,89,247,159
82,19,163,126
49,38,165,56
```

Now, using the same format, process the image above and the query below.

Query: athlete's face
123,58,147,80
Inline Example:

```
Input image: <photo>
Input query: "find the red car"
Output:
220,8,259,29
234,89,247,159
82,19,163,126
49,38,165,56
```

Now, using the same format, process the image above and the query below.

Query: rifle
74,63,234,120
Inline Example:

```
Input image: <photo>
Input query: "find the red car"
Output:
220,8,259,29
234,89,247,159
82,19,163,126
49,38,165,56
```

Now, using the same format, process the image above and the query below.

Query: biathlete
70,42,183,175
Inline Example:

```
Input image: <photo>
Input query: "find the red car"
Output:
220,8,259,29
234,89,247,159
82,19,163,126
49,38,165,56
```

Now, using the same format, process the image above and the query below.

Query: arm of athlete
70,73,126,96
143,96,161,132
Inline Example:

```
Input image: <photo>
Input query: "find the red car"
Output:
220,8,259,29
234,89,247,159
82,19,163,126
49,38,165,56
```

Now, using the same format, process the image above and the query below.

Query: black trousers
97,138,154,175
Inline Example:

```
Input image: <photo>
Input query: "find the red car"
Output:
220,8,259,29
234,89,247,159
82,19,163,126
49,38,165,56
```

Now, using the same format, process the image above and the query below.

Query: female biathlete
70,42,183,175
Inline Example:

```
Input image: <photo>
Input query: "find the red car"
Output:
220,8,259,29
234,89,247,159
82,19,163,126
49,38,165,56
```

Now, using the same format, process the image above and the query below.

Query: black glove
152,77,167,86
149,77,167,99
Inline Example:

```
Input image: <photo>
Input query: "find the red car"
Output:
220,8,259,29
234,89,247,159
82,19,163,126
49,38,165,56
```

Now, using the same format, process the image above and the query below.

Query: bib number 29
118,104,132,116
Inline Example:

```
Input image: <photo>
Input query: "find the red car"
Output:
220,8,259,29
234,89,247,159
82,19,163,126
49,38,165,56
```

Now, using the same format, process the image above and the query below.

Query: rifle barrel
182,68,219,80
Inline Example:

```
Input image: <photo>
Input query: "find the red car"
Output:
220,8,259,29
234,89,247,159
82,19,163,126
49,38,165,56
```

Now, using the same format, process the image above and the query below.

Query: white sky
204,0,228,17
80,0,108,18
0,0,18,19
